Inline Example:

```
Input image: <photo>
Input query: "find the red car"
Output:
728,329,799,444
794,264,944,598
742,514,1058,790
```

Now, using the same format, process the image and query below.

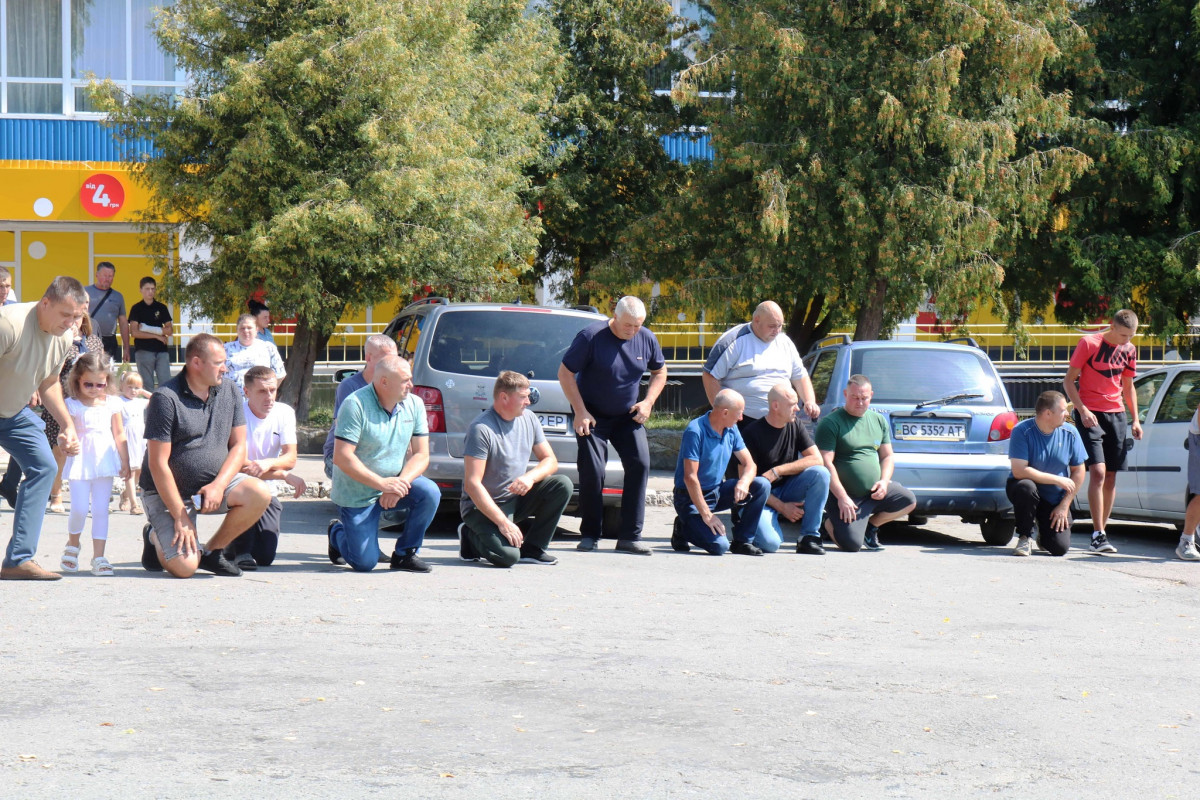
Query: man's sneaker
1013,535,1032,557
198,550,242,576
1176,538,1200,561
730,541,764,556
327,519,346,565
234,553,258,572
671,517,690,553
615,539,652,555
1090,532,1117,554
576,537,599,552
796,535,825,555
141,523,163,572
0,481,16,509
863,524,885,551
390,551,433,573
518,549,558,565
457,523,480,562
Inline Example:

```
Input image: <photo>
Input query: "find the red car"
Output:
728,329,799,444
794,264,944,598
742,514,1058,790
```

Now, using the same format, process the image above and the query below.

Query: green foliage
1009,0,1200,340
97,0,558,335
532,0,695,306
630,0,1091,347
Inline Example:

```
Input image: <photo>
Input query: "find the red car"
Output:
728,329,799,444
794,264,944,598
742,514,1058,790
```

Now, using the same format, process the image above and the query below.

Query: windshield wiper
915,392,984,409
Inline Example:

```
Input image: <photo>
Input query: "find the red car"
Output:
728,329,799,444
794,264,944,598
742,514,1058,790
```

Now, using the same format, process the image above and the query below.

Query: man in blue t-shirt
1007,390,1087,556
672,389,770,555
558,296,667,555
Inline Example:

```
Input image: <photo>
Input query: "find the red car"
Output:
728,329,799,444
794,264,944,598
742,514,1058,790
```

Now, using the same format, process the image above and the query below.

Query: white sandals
60,544,80,572
91,556,114,577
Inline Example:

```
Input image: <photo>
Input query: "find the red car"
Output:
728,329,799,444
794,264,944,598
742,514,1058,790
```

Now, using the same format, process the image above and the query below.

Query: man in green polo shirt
328,356,440,572
815,374,916,552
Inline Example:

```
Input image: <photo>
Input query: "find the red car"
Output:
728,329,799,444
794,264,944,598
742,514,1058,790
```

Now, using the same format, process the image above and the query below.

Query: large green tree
1007,0,1200,340
630,0,1092,349
532,0,694,306
100,0,557,417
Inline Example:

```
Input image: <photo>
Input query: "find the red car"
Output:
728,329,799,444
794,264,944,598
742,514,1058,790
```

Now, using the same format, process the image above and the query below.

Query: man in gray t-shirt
460,370,573,568
139,334,271,578
84,261,130,363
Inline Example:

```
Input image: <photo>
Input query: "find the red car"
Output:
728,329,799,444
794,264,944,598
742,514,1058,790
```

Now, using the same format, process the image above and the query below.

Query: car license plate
893,419,967,441
537,413,570,434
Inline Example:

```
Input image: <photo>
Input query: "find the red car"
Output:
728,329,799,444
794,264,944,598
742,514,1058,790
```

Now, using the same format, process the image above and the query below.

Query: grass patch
646,413,693,431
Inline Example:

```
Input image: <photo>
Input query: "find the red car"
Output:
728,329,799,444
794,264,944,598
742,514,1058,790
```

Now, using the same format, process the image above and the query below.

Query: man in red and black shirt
1063,309,1142,554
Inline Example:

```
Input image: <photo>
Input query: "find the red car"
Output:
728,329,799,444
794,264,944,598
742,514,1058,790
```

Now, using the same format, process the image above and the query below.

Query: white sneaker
1176,539,1200,561
1013,536,1032,557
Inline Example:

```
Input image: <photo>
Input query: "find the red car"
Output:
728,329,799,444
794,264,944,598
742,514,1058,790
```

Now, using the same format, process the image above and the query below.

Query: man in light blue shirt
328,355,440,572
323,334,398,479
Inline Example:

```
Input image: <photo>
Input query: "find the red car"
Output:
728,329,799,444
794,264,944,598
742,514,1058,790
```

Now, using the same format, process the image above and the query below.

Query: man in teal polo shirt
328,355,440,572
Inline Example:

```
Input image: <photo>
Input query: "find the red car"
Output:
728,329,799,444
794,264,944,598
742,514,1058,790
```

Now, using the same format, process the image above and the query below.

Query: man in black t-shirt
558,296,667,554
127,275,174,389
741,383,832,555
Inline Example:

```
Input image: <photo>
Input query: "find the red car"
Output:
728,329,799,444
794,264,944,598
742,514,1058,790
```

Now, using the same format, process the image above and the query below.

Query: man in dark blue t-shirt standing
558,296,667,554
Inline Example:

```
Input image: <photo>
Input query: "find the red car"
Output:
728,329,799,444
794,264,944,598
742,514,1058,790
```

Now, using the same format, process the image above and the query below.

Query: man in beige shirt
0,277,87,581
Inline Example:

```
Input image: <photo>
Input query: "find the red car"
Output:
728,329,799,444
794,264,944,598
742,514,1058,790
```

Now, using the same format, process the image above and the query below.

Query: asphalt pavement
2,455,1199,798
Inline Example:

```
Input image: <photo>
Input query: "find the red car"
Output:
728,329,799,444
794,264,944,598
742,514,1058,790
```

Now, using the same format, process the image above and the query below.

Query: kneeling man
141,334,272,577
816,374,916,552
329,355,440,572
1007,391,1086,557
672,389,771,555
460,371,572,567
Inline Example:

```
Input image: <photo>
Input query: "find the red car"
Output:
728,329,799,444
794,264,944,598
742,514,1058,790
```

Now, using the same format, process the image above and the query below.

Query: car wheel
980,517,1015,546
602,504,622,539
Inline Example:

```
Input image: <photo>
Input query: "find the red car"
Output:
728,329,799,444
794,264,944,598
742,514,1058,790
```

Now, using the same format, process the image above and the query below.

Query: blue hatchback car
802,339,1019,545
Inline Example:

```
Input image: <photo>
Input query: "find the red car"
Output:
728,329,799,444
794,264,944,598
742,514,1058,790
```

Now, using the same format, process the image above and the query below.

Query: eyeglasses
83,381,108,390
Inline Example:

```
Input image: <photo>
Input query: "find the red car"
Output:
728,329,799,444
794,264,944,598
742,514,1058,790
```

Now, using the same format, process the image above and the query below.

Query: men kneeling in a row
672,376,915,555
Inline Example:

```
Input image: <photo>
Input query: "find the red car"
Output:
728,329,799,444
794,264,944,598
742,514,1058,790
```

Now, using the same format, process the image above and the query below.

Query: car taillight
989,411,1018,442
412,386,445,433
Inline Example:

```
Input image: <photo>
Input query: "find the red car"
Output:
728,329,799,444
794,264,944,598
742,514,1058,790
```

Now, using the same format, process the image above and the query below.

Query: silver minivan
381,299,625,532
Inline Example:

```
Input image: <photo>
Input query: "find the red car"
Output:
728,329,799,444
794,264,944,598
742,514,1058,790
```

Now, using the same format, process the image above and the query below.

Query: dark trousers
1006,477,1070,556
100,335,121,362
0,457,20,501
231,497,282,566
463,475,572,567
576,415,648,541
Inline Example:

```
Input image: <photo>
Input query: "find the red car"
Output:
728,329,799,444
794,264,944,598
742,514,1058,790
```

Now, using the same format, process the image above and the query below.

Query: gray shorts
143,473,248,561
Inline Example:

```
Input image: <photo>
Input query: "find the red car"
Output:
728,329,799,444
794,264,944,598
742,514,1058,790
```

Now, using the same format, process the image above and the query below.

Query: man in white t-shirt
225,366,303,570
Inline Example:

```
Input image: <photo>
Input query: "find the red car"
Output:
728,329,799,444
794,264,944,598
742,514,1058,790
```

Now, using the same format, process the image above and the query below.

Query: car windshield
427,309,596,380
849,348,1003,406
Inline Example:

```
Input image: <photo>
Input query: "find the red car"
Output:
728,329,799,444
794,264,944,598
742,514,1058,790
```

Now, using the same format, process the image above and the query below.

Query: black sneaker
796,535,826,555
390,551,433,573
576,537,599,552
730,541,764,556
0,481,15,509
457,523,480,562
518,549,558,565
198,549,242,576
615,539,652,555
863,524,885,551
1090,532,1117,554
234,553,258,572
671,517,690,553
141,523,163,572
327,519,346,565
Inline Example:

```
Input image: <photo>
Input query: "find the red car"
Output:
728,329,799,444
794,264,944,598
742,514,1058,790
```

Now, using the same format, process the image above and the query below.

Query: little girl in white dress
59,353,130,577
118,371,150,515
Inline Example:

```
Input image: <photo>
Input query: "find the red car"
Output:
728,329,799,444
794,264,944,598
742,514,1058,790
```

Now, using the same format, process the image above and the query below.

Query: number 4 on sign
91,183,112,208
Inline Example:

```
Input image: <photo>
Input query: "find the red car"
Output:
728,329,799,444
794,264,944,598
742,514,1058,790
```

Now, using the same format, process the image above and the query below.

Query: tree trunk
787,291,833,356
278,316,332,423
853,277,889,341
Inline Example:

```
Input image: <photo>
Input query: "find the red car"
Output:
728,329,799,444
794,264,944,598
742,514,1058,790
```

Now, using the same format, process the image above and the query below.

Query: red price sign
80,173,125,218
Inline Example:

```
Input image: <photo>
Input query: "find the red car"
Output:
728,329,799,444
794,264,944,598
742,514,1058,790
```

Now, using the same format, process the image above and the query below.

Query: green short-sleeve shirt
814,407,890,498
331,384,428,508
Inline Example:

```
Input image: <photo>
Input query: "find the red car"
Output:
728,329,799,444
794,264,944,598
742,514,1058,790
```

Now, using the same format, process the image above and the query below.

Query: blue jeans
329,477,440,571
754,466,832,552
673,477,770,555
0,408,56,568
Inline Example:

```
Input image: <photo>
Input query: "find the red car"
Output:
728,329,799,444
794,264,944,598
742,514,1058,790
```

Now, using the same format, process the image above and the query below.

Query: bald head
373,354,413,407
765,382,799,425
751,301,785,342
710,389,745,433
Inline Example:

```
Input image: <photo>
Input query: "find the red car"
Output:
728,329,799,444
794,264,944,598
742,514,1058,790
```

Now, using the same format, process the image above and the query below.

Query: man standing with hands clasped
558,296,666,555
1063,309,1142,554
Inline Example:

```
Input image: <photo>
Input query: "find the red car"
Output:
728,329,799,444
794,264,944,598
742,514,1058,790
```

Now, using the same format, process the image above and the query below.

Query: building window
1,0,183,116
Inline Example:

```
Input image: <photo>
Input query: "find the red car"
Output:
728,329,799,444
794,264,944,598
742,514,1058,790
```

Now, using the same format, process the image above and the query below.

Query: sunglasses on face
83,381,108,390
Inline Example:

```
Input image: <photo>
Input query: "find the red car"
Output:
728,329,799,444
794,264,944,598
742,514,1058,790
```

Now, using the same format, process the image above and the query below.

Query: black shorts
1073,409,1130,471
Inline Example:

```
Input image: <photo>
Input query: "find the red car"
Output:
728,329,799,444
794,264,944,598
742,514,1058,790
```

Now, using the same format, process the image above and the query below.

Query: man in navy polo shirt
671,389,770,556
328,355,440,573
558,296,667,555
